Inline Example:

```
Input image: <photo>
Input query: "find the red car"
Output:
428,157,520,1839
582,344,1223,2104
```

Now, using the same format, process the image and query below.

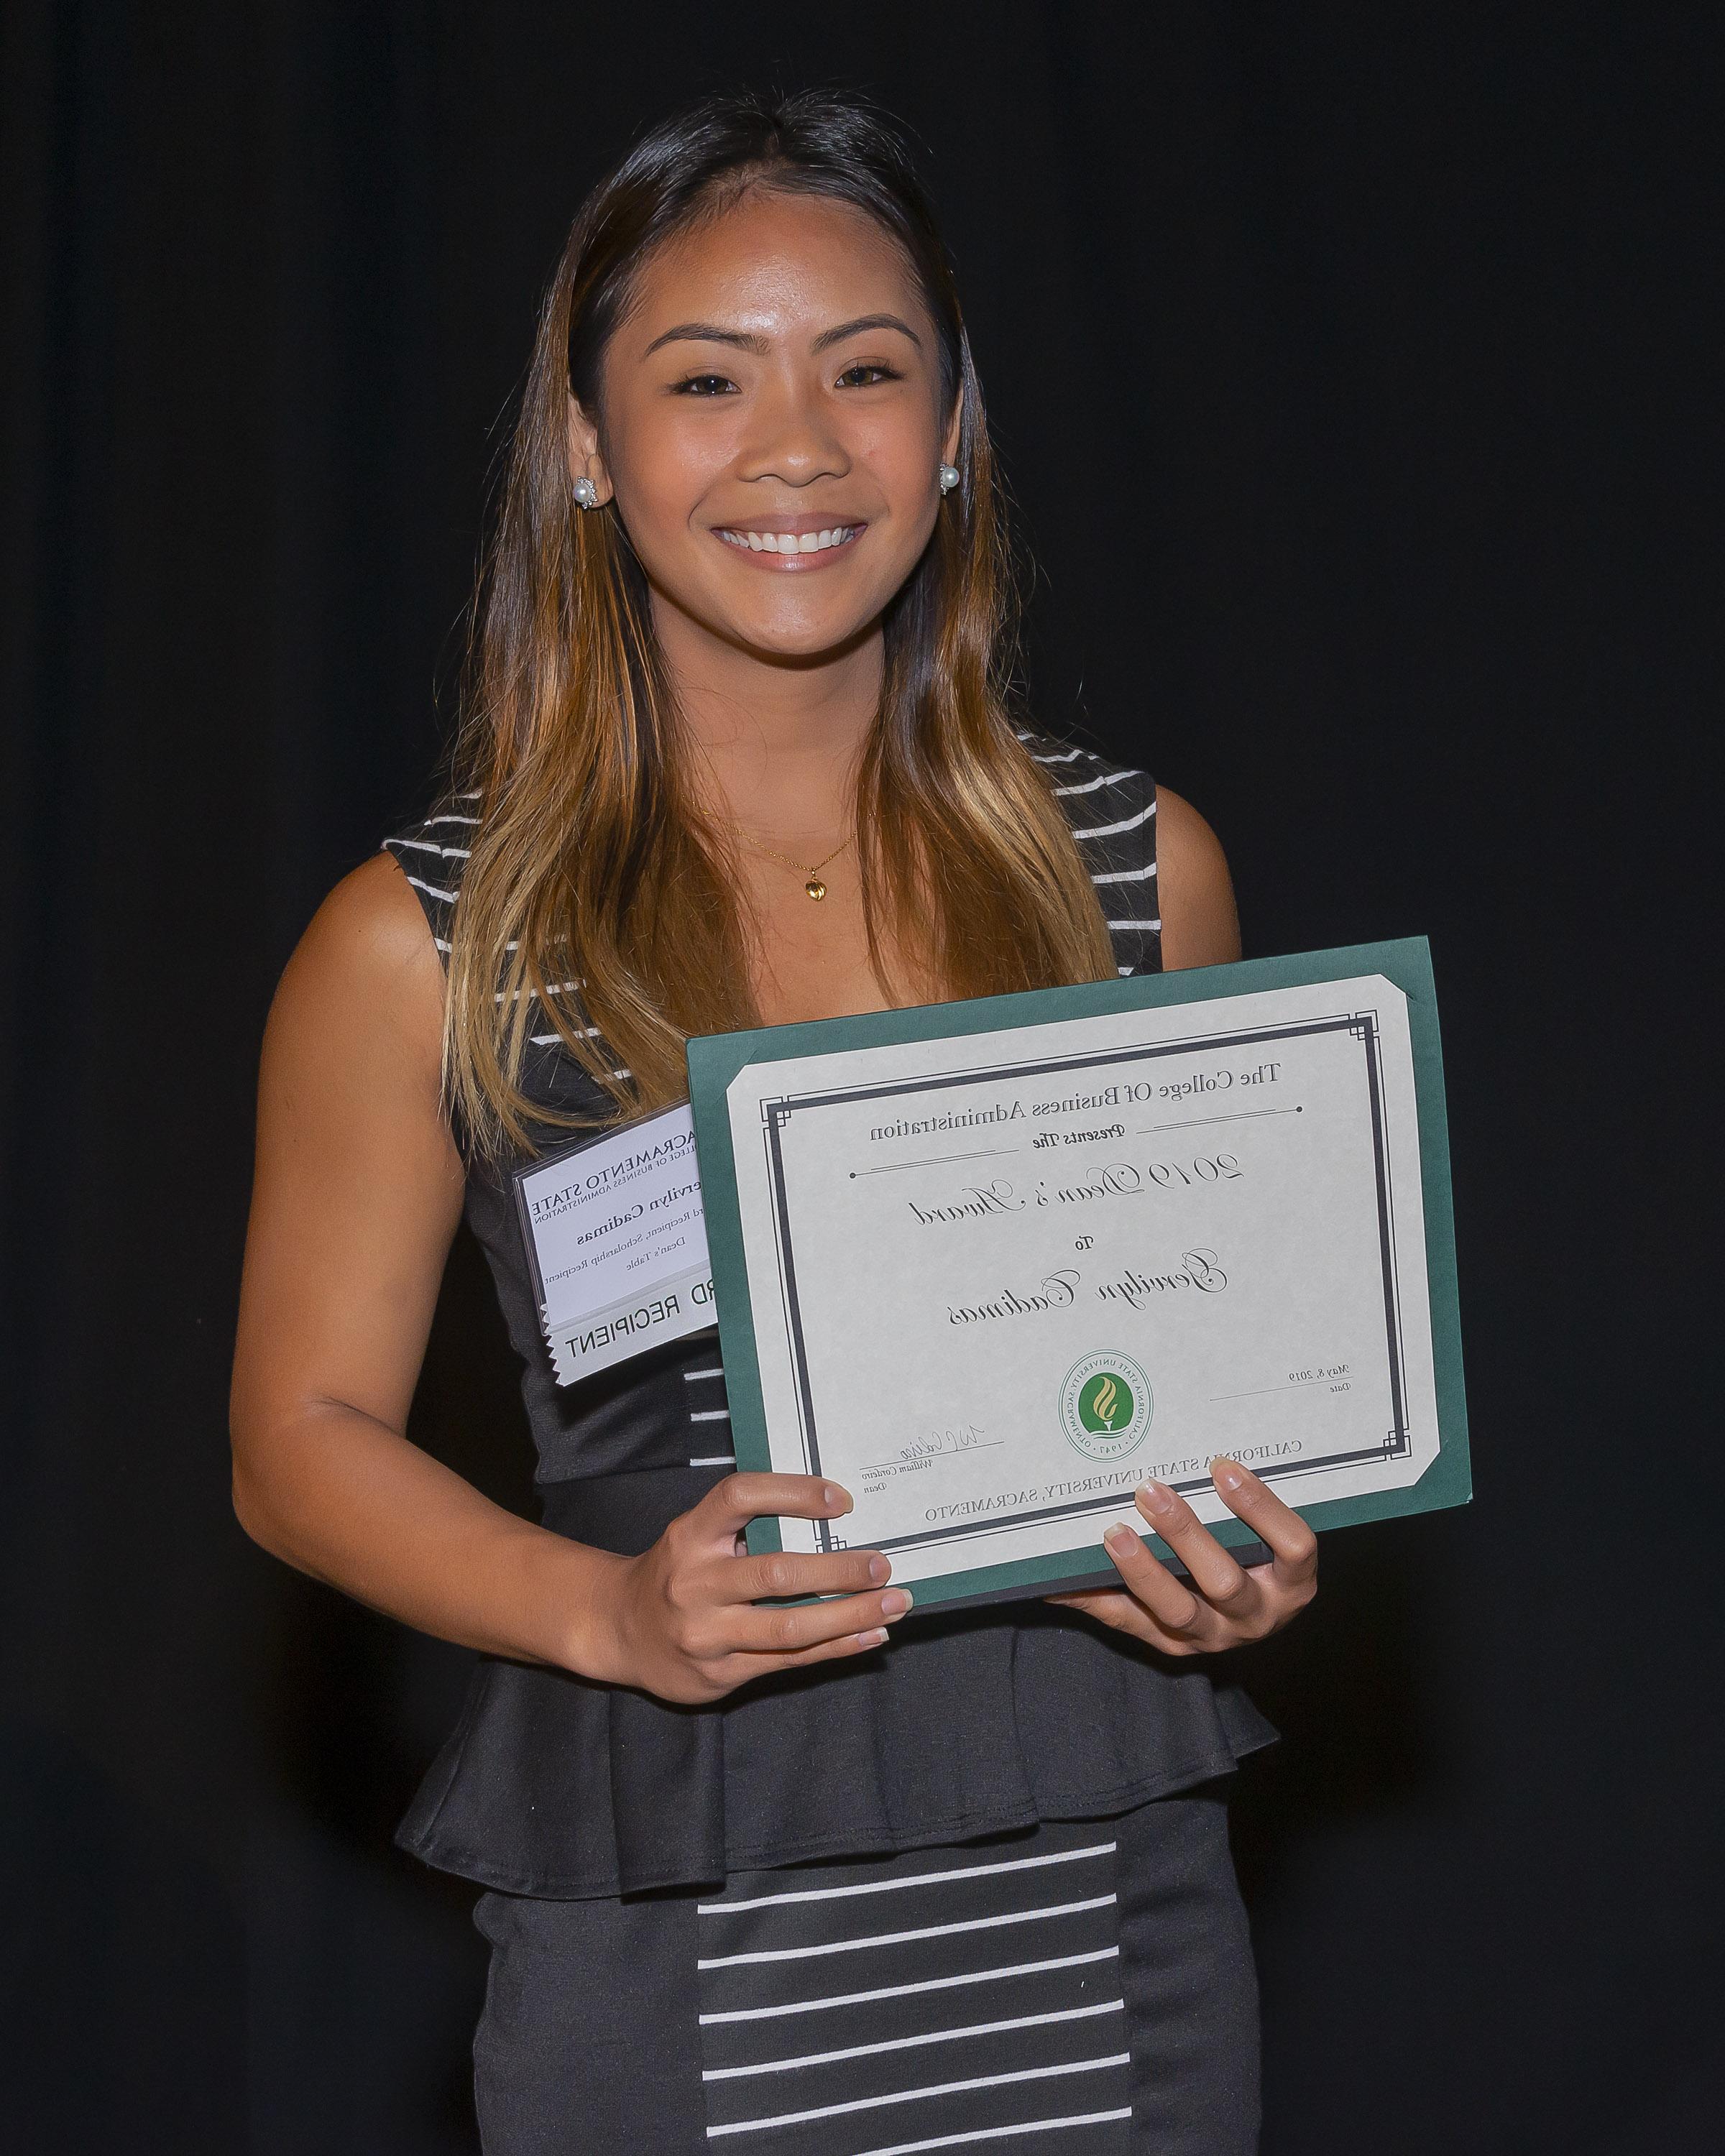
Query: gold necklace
733,826,855,901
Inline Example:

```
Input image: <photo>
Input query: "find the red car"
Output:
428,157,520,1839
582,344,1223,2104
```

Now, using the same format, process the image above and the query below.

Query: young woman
231,91,1317,2156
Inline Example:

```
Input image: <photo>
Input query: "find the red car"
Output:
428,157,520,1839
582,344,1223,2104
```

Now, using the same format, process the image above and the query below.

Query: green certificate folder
686,939,1470,1613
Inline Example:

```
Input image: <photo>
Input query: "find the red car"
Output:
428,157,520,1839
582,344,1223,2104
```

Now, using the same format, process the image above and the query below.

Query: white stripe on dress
701,1999,1125,2081
1105,918,1161,932
525,1019,599,1045
699,1947,1121,2026
700,1843,1115,1915
1070,801,1154,841
690,1455,737,1468
391,837,471,858
685,1367,725,1381
845,2111,1134,2156
696,1895,1117,1971
704,2054,1133,2138
1052,772,1133,797
1089,863,1156,885
689,1409,731,1422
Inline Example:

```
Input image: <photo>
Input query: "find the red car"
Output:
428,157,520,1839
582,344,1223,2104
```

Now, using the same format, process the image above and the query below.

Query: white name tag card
512,1103,715,1384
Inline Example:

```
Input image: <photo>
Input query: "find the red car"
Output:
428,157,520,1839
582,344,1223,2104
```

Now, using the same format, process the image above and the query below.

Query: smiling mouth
714,523,865,556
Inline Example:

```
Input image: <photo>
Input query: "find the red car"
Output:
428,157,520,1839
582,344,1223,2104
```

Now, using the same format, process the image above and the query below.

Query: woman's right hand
579,1473,912,1704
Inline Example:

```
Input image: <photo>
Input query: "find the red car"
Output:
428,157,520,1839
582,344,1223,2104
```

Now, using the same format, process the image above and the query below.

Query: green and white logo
1059,1352,1154,1461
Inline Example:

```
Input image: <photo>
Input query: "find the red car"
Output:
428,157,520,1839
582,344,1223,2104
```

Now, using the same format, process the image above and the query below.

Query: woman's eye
672,373,737,397
836,362,903,389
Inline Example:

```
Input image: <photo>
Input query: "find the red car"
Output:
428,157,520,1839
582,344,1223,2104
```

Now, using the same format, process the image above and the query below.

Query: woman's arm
230,855,908,1697
229,854,610,1665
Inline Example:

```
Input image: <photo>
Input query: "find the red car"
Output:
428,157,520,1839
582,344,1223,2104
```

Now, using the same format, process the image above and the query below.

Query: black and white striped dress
385,735,1269,2156
469,1797,1256,2155
693,1826,1133,2153
1021,734,1162,982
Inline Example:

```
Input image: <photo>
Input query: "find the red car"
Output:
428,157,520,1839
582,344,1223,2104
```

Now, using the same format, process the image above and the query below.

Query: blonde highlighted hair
442,90,1118,1157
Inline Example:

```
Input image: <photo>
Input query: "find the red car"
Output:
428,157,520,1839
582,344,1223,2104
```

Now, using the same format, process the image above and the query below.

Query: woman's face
575,190,960,663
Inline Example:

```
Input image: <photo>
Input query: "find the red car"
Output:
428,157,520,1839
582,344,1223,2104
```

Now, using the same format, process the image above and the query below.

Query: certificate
686,939,1469,1611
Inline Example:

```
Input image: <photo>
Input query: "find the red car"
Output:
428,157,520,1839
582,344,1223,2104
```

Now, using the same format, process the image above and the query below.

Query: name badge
512,1103,714,1383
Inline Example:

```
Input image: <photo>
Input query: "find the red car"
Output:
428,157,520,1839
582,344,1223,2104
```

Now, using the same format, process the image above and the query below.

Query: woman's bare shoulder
302,848,444,964
1154,785,1242,970
267,852,447,1086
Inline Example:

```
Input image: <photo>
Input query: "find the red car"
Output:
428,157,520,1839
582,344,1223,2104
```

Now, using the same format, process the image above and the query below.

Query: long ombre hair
443,90,1118,1157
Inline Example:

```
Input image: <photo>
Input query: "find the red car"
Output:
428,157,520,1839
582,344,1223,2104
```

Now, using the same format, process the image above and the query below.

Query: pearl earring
937,464,960,494
572,476,600,509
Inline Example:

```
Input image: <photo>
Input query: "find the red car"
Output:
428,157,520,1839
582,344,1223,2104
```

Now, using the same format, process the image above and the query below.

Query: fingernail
1139,1480,1177,1516
881,1589,913,1618
1212,1457,1244,1493
857,1627,888,1649
824,1485,851,1514
868,1554,890,1584
1104,1524,1136,1550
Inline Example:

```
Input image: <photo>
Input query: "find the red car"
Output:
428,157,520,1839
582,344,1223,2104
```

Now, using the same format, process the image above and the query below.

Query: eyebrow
640,312,924,359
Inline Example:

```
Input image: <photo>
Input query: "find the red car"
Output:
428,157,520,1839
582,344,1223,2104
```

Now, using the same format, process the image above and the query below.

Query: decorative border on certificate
758,1008,1411,1562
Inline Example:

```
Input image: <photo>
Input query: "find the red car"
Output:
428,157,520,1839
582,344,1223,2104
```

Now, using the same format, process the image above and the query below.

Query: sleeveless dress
385,736,1275,2155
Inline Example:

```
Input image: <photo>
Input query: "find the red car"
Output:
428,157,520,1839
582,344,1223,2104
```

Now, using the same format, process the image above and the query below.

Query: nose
734,371,852,489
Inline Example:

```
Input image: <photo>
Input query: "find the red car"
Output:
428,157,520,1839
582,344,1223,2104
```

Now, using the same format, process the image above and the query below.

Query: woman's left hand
1046,1457,1317,1654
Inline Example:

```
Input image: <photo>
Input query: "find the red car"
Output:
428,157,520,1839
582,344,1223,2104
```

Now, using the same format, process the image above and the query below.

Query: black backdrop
3,4,1716,2151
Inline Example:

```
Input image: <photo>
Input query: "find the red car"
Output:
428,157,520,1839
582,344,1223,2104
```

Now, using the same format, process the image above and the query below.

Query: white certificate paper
512,1104,715,1383
688,941,1468,1609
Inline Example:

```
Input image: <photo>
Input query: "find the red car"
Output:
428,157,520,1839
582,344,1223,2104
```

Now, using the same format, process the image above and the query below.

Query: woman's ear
566,395,614,505
940,395,963,474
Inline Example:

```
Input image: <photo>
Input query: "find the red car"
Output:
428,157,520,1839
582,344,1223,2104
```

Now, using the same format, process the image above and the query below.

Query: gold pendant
805,877,827,901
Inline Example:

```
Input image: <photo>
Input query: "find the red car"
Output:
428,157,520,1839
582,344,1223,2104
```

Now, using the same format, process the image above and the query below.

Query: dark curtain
2,4,1714,2150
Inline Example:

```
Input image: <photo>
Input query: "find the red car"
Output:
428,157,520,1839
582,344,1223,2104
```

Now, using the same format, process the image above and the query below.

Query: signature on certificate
860,1423,1003,1480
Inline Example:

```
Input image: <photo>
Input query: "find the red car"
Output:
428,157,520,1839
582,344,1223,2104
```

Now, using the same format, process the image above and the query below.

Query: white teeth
718,525,860,554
